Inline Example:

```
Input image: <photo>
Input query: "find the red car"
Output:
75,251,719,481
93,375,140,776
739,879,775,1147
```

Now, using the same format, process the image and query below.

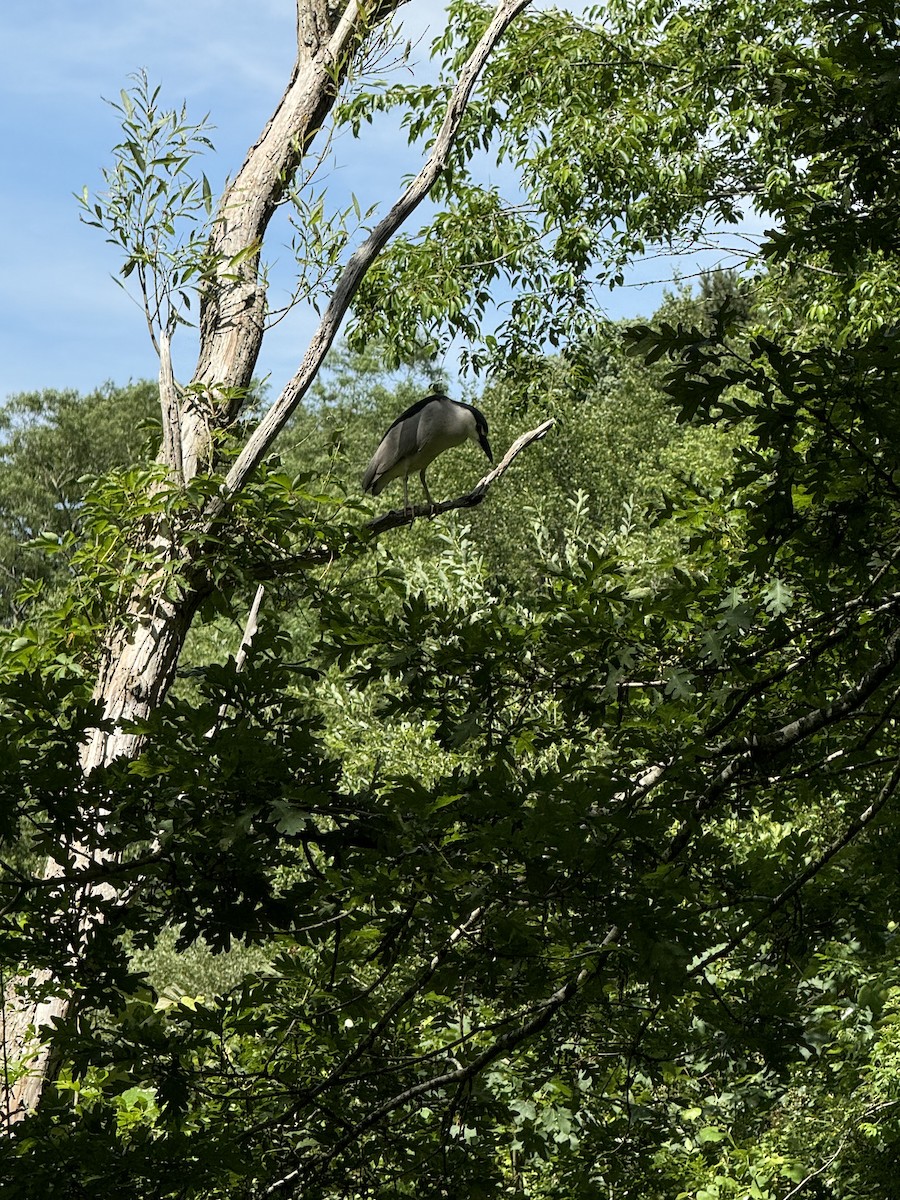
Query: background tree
0,382,157,622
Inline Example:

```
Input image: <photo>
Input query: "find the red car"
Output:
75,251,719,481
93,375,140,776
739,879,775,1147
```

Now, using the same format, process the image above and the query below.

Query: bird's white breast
410,400,474,467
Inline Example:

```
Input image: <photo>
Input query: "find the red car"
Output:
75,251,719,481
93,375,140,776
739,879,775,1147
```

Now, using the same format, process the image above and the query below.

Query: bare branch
233,583,266,674
716,621,900,759
187,0,405,471
366,417,555,535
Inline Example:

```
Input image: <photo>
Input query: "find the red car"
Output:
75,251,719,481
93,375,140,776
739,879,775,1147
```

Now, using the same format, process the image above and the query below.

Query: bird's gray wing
361,453,381,493
362,420,418,493
394,409,426,458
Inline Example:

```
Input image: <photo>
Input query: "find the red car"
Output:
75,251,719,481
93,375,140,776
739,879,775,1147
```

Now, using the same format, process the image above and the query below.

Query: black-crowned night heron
361,392,493,510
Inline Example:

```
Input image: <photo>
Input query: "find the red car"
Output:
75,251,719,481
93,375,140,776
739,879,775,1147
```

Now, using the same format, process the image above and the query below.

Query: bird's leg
420,470,436,515
403,473,412,517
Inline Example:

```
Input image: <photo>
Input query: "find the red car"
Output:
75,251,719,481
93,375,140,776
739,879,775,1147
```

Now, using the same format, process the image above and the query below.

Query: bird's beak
480,432,493,463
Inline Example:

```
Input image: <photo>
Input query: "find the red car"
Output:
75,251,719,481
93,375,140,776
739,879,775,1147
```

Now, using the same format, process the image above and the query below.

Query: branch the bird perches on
366,417,556,535
248,419,556,576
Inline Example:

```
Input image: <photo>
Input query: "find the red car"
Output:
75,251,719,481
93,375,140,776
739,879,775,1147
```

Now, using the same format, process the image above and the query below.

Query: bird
361,392,493,511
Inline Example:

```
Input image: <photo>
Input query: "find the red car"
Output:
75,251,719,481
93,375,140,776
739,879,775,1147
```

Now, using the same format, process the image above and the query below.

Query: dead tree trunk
1,0,529,1126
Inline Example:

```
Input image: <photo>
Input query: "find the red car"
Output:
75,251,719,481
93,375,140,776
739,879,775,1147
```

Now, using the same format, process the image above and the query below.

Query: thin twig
781,1100,900,1199
207,583,266,737
158,329,183,483
690,753,900,979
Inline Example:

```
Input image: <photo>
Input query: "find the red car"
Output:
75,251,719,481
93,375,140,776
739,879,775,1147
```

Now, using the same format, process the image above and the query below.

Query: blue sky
1,0,741,404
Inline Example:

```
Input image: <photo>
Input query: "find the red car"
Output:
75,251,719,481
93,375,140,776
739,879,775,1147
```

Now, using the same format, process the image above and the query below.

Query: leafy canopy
5,0,900,1197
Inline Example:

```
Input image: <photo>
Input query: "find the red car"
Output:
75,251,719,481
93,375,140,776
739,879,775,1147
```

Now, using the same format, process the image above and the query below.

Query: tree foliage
0,381,158,622
4,0,900,1196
